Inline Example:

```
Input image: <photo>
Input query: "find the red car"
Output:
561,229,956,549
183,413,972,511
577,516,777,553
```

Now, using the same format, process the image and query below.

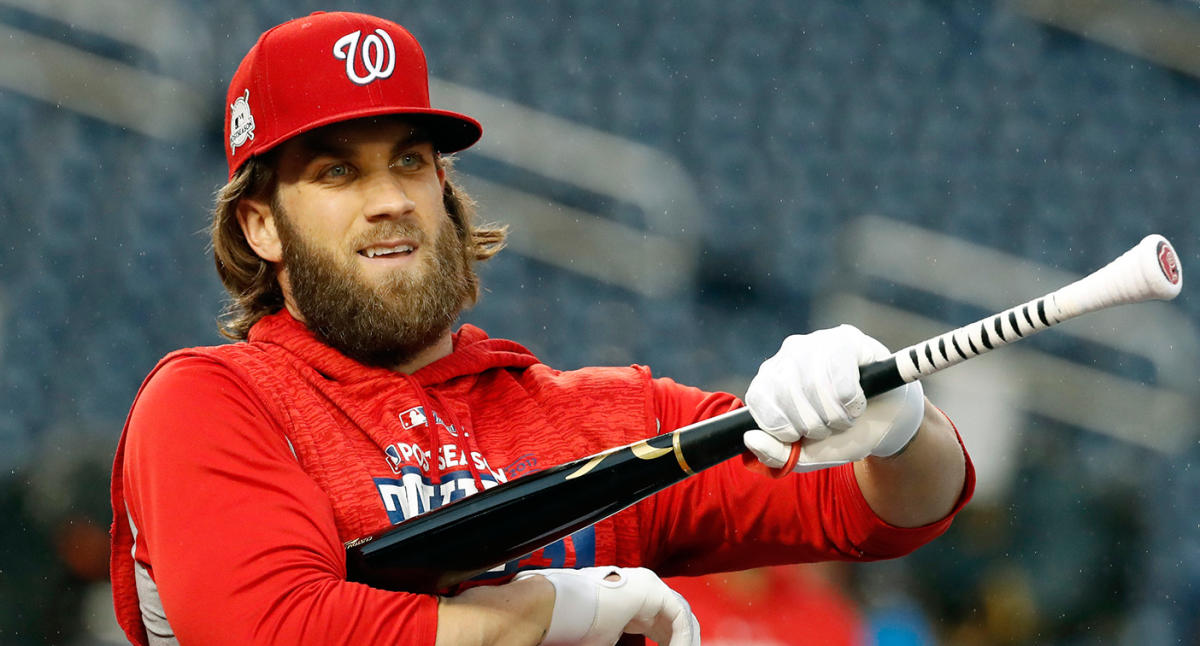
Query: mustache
349,223,428,249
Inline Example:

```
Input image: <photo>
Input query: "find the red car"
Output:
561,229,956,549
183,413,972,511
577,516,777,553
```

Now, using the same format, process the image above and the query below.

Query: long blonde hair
210,156,507,340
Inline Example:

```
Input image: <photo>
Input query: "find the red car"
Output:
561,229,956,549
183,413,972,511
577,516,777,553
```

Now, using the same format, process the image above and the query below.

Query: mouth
358,240,418,261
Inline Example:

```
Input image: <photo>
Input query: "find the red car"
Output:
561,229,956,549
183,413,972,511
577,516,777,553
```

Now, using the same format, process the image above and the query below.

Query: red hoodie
110,310,973,645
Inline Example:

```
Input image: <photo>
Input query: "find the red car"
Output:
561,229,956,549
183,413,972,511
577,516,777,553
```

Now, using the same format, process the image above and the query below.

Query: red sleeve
122,356,438,645
637,377,974,576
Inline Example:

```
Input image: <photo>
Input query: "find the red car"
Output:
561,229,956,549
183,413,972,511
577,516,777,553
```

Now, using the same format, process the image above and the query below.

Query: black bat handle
858,356,906,397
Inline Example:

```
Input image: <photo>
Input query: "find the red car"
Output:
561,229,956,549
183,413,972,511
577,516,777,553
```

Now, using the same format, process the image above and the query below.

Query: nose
361,172,416,222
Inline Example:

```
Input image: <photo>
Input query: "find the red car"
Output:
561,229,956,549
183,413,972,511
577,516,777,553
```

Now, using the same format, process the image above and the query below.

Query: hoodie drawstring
428,389,487,492
401,374,487,499
402,375,444,487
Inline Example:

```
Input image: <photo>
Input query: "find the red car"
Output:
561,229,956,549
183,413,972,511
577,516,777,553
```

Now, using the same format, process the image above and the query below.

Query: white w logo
333,29,396,85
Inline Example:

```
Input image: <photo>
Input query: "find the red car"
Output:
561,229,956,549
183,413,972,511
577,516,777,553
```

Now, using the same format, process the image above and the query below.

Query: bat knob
741,443,801,479
1142,234,1183,300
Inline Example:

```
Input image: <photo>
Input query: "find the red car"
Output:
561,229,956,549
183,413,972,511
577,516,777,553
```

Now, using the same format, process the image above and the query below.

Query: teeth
364,244,414,258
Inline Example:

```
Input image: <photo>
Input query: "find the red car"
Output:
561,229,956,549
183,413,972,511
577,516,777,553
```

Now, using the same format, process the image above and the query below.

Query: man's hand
743,325,926,472
513,567,700,646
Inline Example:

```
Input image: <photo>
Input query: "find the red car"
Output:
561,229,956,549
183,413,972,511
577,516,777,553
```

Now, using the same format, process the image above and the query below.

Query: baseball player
109,11,973,646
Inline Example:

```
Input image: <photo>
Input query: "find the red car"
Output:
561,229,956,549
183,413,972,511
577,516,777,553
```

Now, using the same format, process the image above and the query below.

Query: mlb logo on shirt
398,406,427,429
384,445,404,473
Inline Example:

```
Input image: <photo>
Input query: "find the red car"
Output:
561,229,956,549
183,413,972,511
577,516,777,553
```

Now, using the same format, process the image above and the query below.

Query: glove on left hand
513,566,700,646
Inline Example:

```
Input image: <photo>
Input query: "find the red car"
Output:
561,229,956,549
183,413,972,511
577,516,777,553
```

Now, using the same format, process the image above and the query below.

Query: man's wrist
435,575,557,646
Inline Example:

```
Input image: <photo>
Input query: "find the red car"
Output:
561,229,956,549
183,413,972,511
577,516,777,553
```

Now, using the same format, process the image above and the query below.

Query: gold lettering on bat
564,439,676,481
631,440,672,460
565,454,608,480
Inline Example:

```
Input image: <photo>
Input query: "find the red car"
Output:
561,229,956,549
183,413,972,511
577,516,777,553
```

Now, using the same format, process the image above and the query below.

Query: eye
393,151,426,171
313,161,357,184
324,163,350,178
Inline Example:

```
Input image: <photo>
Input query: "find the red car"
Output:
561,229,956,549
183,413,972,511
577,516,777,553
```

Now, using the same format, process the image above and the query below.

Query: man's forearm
853,398,966,528
435,576,554,646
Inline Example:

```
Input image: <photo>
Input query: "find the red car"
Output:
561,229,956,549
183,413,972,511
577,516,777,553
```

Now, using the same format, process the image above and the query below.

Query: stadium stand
1,0,1198,643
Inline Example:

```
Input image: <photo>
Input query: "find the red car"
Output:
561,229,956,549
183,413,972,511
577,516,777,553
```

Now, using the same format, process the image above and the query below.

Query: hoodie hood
413,324,540,387
248,309,540,386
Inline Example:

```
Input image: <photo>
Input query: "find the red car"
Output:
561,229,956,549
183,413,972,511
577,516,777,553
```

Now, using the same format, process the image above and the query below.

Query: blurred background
0,0,1197,644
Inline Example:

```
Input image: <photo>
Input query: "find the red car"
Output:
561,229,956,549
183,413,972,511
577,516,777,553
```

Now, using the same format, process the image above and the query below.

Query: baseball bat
345,234,1182,593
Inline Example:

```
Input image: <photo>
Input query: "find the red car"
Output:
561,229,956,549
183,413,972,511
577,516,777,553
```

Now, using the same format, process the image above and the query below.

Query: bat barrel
347,408,751,592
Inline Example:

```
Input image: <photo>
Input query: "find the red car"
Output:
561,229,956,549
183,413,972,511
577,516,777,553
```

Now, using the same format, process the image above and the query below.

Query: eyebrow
295,129,431,164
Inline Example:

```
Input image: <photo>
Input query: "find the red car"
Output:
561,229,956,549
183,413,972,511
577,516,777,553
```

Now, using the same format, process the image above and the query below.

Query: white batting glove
743,324,925,472
513,566,700,646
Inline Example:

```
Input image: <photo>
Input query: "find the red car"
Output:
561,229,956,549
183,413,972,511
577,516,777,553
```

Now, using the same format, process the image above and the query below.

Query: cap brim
230,106,482,178
401,110,482,154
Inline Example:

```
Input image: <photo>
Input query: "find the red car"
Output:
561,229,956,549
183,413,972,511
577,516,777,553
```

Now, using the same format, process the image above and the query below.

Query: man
109,11,973,646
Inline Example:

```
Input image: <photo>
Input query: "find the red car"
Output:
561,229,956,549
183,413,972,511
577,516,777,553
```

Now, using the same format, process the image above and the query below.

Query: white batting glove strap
866,379,926,457
745,325,890,443
743,379,925,472
514,567,700,646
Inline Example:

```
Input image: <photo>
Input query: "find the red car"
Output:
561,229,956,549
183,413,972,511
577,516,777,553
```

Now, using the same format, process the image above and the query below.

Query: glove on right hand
513,566,700,646
743,324,925,472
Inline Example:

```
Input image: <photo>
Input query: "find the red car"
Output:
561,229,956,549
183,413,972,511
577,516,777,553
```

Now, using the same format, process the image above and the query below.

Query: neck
393,330,454,374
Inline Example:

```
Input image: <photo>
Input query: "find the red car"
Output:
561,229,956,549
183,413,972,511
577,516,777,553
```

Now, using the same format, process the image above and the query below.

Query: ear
236,196,283,263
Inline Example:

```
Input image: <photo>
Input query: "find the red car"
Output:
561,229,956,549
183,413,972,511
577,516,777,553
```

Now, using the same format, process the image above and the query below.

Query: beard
274,203,474,369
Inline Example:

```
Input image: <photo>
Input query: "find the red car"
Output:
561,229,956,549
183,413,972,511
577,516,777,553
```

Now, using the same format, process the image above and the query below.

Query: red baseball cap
223,11,481,178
